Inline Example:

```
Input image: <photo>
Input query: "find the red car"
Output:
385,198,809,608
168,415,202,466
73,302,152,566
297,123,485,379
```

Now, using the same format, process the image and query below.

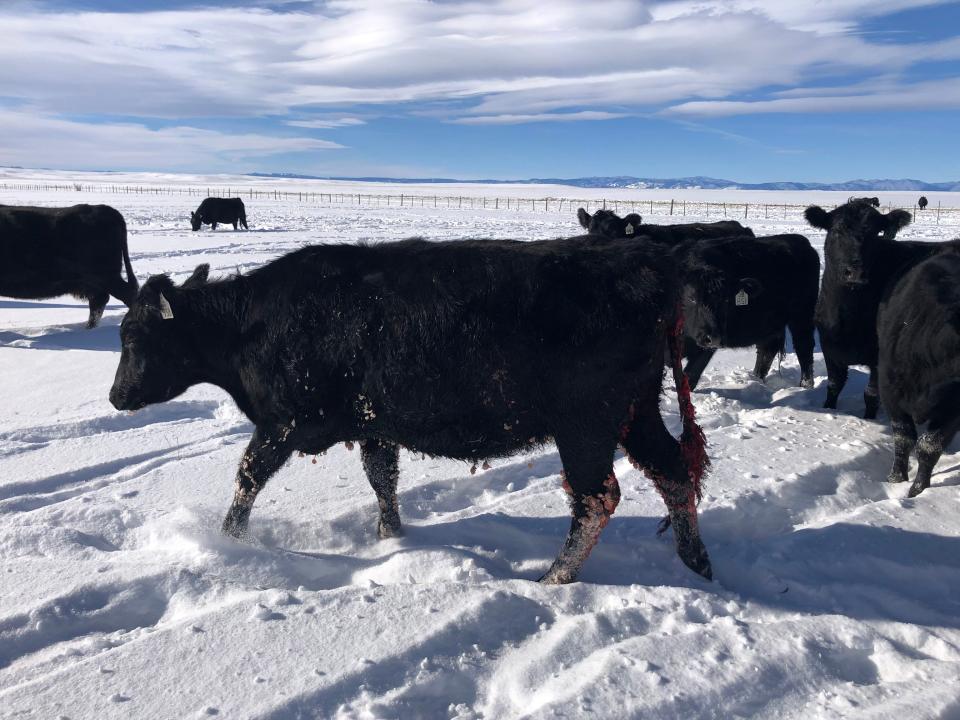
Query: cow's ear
577,207,591,230
139,275,176,319
804,205,830,230
739,277,763,297
625,213,642,225
885,209,912,237
183,264,210,289
190,211,195,220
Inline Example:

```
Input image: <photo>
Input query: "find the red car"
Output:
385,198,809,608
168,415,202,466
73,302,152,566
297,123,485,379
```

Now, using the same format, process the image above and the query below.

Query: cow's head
190,210,202,231
109,264,210,411
576,208,643,238
682,273,763,349
805,199,911,286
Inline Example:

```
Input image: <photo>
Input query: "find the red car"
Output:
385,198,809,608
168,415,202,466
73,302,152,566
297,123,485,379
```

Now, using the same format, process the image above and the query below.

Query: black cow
850,196,880,208
878,242,960,496
0,203,138,328
805,199,936,418
109,238,713,583
577,207,754,244
190,197,248,231
678,234,820,390
918,196,929,210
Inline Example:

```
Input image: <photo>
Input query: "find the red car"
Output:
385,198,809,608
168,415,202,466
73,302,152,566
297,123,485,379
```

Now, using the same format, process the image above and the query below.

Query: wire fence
1,181,957,224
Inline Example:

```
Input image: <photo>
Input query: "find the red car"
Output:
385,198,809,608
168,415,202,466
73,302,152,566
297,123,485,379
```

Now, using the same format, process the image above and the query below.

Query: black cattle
0,203,138,327
678,234,820,390
190,197,248,231
109,238,713,583
577,207,754,244
918,196,929,210
878,242,960,496
850,196,880,208
805,198,937,418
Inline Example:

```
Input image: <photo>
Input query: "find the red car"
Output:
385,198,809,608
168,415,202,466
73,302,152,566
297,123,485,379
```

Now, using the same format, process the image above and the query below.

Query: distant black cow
678,234,820,390
109,238,713,583
577,207,754,243
190,197,248,231
805,199,937,418
878,242,960,496
0,203,138,327
918,196,929,210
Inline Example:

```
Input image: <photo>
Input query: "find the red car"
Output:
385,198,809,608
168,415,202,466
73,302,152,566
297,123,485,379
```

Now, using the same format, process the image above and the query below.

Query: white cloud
453,111,628,125
0,0,957,128
286,117,367,129
0,107,345,172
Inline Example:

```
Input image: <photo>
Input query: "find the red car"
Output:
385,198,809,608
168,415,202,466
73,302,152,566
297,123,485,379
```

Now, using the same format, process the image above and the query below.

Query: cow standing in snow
109,237,713,583
190,197,248,231
0,203,138,328
677,234,820,390
805,199,935,418
878,241,960,496
577,207,754,244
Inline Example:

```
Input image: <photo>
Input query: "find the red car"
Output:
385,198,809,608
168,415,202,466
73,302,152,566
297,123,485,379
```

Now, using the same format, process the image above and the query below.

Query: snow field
1,178,960,719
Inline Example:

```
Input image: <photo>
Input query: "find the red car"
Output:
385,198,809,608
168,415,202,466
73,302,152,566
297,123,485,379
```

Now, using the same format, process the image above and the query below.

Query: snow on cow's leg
221,426,297,538
539,431,620,585
886,407,916,485
360,439,403,538
86,291,109,329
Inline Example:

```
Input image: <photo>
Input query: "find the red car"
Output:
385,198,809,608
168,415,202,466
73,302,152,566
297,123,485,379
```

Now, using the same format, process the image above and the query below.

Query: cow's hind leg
540,431,620,584
788,318,816,389
864,366,880,420
886,404,916,485
221,427,295,538
360,439,402,538
753,332,784,383
86,291,109,329
232,220,238,230
620,406,712,580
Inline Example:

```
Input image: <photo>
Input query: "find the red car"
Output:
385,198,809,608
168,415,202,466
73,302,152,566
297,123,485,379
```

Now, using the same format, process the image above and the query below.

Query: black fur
678,234,820,390
577,207,755,244
918,196,929,210
878,242,960,496
805,198,933,418
0,203,138,327
109,238,713,583
190,197,248,231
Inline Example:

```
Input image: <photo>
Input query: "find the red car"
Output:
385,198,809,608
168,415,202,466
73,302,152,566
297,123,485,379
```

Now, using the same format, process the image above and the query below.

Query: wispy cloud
286,117,367,129
452,111,628,125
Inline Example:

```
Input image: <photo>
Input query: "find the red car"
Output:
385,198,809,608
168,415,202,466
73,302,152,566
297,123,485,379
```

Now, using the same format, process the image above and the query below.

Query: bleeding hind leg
86,291,109,328
360,439,402,538
540,431,620,584
620,406,711,580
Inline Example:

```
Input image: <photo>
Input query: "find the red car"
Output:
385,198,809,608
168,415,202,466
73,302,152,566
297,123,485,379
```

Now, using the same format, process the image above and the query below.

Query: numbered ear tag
735,290,749,307
624,223,635,235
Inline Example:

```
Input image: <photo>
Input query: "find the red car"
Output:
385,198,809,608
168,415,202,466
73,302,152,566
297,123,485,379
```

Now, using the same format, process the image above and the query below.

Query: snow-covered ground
2,174,960,720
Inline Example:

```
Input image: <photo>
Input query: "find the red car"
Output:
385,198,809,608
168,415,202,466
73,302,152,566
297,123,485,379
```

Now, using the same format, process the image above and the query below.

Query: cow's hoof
678,537,712,581
885,472,907,484
823,400,838,410
800,377,814,389
538,564,577,585
864,409,879,420
377,519,404,539
907,483,927,498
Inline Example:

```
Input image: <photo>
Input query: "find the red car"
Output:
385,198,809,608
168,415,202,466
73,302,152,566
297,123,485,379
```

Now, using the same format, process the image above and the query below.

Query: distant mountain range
249,172,960,192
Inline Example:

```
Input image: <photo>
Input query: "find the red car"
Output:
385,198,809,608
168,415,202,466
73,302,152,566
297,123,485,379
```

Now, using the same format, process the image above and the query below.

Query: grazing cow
190,197,248,231
918,196,929,210
0,203,138,328
577,208,754,244
805,199,937,418
878,242,960,496
109,238,713,583
678,234,820,390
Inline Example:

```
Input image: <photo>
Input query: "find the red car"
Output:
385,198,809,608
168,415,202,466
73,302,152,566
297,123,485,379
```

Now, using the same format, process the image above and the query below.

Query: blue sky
2,0,959,182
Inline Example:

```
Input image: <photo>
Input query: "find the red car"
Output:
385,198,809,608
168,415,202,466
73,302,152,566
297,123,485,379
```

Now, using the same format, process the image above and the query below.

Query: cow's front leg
683,346,717,391
864,366,880,420
360,439,402,538
752,333,784,382
823,355,848,410
886,410,916,484
221,427,295,538
211,221,218,231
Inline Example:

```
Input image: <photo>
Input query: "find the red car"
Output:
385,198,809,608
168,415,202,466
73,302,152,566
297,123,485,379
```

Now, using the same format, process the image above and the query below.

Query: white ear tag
735,290,749,307
158,292,174,320
625,223,635,235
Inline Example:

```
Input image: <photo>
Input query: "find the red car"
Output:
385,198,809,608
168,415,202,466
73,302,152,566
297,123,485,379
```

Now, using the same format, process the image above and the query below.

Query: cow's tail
120,216,139,304
666,302,709,501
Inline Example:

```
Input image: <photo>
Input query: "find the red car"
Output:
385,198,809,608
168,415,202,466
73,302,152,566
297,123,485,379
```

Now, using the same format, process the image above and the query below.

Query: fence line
1,182,956,224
